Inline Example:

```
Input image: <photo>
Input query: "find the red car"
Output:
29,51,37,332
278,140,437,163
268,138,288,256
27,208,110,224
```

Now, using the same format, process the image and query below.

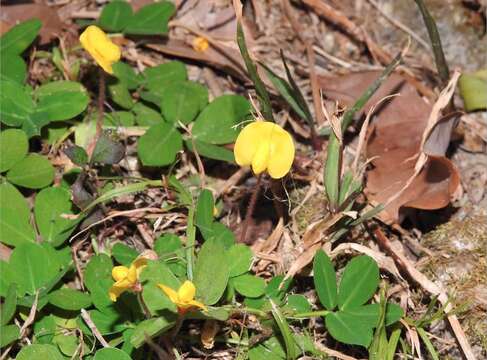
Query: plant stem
413,0,450,86
291,309,330,318
239,173,263,243
137,292,151,319
87,68,106,159
186,206,196,281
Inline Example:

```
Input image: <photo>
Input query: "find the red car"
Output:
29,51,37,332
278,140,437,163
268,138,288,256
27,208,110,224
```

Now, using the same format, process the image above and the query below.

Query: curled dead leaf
320,71,461,223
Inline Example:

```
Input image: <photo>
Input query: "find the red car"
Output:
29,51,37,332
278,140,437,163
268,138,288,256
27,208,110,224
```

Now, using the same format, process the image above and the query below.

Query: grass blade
270,299,297,360
236,22,274,121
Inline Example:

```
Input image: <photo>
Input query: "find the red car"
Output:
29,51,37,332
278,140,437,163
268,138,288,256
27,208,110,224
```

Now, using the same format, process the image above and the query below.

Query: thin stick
367,0,430,50
240,174,263,243
80,309,110,348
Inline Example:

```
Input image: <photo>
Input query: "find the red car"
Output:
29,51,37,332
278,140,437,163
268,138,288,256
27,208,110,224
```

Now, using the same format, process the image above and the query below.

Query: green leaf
0,182,35,246
201,222,236,248
7,242,60,296
33,315,56,344
161,81,208,124
137,122,183,166
385,302,404,325
64,145,88,166
6,153,54,189
140,260,180,315
184,139,236,163
195,189,214,237
313,250,337,311
232,274,266,298
337,255,379,310
53,334,82,357
194,238,230,305
105,111,135,127
94,347,132,360
34,186,75,245
124,2,176,35
84,254,113,311
286,294,311,313
0,284,17,325
48,288,92,311
0,53,26,83
91,134,125,164
0,19,41,55
108,79,134,109
459,70,487,111
0,129,28,172
228,244,253,277
112,62,141,90
82,308,128,335
132,102,163,126
130,316,176,348
99,1,133,32
192,94,251,144
325,311,373,347
236,22,274,121
0,324,20,347
112,243,138,266
142,61,187,94
0,80,34,127
261,59,312,127
154,234,182,259
33,80,89,122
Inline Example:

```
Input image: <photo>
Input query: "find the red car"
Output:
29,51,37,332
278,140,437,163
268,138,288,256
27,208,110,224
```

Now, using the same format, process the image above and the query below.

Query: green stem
413,0,450,85
186,206,196,281
291,310,330,318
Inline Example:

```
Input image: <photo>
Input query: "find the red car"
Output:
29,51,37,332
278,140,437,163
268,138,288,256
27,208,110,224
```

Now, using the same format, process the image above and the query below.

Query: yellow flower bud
79,25,121,74
234,121,295,179
192,36,209,52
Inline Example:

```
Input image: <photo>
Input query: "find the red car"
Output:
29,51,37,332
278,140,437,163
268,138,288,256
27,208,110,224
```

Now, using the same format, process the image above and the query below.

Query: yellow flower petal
187,299,207,311
109,285,127,302
79,25,121,74
112,266,129,281
133,257,148,278
266,129,295,179
234,121,265,166
158,284,180,304
178,280,196,303
234,121,294,179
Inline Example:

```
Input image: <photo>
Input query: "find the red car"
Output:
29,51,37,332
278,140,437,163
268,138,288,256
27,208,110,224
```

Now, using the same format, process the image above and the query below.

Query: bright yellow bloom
234,121,295,179
158,280,207,314
192,36,209,52
109,257,147,301
79,25,121,74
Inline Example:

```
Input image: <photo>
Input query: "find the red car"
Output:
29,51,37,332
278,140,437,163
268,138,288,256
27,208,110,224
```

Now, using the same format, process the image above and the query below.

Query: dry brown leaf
0,4,64,44
320,71,461,223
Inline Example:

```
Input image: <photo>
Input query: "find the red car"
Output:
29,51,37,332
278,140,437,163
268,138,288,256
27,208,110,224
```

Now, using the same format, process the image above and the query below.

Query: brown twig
240,174,263,243
80,308,110,348
373,227,476,360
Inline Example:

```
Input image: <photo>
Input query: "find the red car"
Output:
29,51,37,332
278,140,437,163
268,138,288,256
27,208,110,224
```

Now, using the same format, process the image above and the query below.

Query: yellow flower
109,257,147,301
158,280,207,314
234,121,295,179
79,25,121,74
192,36,209,52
